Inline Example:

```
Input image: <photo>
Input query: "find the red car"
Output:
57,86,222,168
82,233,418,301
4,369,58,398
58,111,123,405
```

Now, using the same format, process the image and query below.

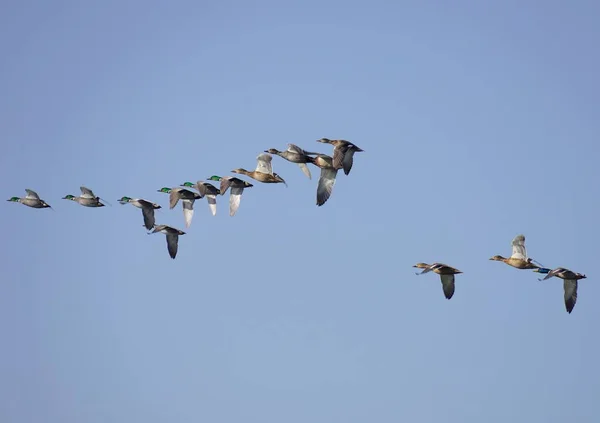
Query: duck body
180,181,220,216
63,186,105,207
157,187,201,228
207,175,253,216
413,262,462,299
231,153,287,186
264,144,318,179
7,189,52,209
534,267,587,313
149,224,186,259
489,234,541,269
317,138,364,175
118,196,161,230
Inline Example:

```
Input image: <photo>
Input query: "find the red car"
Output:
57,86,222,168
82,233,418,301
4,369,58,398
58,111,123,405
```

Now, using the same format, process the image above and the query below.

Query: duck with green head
7,189,52,209
207,175,253,216
180,181,220,216
118,196,162,230
62,186,106,207
157,187,201,228
231,153,287,186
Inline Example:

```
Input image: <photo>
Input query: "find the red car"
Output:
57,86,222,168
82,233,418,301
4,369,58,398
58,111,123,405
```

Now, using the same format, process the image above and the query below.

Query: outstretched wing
563,280,578,313
332,146,347,170
511,234,527,260
440,274,456,299
229,187,244,216
80,186,96,199
220,178,232,195
182,199,194,228
255,152,273,175
297,163,312,179
316,168,337,206
141,206,156,230
205,194,217,216
166,234,179,259
24,189,40,199
169,190,180,209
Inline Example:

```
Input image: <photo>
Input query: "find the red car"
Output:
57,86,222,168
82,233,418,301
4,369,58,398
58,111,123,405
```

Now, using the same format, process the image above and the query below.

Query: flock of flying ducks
414,234,587,314
8,138,363,257
7,138,587,314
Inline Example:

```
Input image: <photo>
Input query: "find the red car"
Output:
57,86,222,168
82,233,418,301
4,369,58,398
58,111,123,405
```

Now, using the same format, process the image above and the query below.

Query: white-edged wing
297,163,312,179
510,234,527,260
206,194,217,216
316,168,337,206
25,189,40,199
229,187,244,216
181,199,194,227
255,153,273,175
80,186,96,199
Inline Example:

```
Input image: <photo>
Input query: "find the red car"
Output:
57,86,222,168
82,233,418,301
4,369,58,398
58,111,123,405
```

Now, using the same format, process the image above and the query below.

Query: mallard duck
231,153,287,186
157,187,201,228
316,138,364,175
118,196,161,230
207,175,253,216
62,186,105,207
534,267,587,313
7,189,52,209
413,262,462,300
149,224,186,259
180,181,220,216
305,154,338,206
264,144,319,179
489,234,542,269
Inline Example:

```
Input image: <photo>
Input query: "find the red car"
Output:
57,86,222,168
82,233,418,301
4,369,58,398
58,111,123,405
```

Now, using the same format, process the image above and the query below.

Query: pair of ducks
7,186,108,209
414,234,587,314
266,138,364,206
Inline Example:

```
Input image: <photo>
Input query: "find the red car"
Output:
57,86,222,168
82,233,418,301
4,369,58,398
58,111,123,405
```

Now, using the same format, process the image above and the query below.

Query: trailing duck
7,189,52,209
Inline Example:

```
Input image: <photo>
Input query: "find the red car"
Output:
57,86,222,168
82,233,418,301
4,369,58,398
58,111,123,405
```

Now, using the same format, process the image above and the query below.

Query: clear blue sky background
1,1,598,422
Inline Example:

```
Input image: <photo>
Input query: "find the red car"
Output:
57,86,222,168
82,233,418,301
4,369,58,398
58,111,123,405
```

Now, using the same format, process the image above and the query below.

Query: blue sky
1,1,599,421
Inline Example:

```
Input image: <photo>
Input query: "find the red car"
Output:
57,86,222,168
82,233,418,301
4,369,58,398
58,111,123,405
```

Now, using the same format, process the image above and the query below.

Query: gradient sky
1,1,599,422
